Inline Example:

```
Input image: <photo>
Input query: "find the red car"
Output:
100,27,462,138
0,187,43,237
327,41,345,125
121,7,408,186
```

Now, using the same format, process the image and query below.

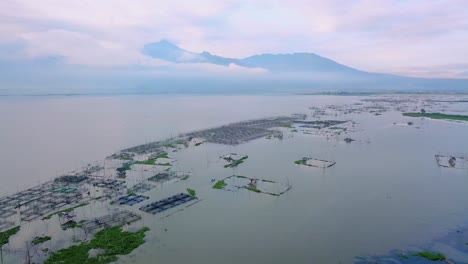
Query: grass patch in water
413,251,445,261
403,112,468,121
134,159,156,165
45,226,149,264
294,159,306,165
212,180,227,189
0,226,20,247
244,185,261,193
156,162,172,166
156,152,169,159
186,188,196,196
399,254,409,259
32,236,51,245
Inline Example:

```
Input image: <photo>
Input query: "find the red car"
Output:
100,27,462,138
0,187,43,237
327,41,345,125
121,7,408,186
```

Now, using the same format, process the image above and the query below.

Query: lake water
1,94,468,263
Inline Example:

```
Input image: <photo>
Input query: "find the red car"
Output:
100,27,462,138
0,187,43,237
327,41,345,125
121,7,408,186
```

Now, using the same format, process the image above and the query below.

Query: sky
1,0,468,78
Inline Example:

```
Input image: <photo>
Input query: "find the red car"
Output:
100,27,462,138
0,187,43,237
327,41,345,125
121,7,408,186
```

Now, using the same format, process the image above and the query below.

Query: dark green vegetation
186,188,196,196
399,254,409,259
148,172,173,182
181,175,190,180
261,179,275,183
413,251,446,261
294,159,306,165
244,185,261,193
224,155,248,168
134,159,156,165
294,120,347,129
62,220,81,229
155,162,172,166
212,180,227,189
0,226,20,247
43,203,89,220
32,236,51,245
156,152,169,159
45,226,149,264
127,190,137,196
403,112,468,121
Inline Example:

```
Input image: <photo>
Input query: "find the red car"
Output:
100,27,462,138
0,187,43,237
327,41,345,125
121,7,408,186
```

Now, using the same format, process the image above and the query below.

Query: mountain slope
142,40,368,74
240,53,363,73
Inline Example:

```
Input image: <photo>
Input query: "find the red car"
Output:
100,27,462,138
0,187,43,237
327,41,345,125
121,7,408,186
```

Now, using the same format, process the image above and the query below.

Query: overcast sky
1,0,468,78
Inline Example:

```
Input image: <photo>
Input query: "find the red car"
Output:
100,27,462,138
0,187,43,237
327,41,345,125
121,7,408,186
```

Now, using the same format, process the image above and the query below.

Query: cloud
385,64,468,79
20,29,165,66
0,0,467,77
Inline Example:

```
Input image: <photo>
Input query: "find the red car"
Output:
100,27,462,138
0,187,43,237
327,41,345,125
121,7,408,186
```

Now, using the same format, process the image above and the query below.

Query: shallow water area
1,94,468,263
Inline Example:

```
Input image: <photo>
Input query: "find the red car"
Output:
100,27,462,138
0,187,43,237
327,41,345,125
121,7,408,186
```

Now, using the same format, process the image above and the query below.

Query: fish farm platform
139,193,197,215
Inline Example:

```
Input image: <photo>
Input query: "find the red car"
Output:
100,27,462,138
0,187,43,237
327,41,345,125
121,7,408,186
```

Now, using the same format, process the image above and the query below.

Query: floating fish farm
81,210,141,233
139,193,197,215
117,194,149,206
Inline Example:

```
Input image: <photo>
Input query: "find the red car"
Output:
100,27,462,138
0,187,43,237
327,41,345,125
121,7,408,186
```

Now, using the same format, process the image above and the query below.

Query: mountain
142,40,366,74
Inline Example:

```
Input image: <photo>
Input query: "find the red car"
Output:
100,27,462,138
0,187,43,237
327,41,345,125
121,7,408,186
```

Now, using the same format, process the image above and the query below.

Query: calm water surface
1,95,468,263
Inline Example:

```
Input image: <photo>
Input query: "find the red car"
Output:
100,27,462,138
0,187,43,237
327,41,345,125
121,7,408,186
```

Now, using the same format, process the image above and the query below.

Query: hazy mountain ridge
143,40,366,74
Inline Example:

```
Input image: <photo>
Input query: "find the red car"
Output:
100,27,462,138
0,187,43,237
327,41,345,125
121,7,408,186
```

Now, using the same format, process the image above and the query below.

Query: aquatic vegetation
244,185,261,193
121,163,132,170
294,159,306,165
187,188,196,196
261,179,275,183
156,162,172,166
213,180,227,189
156,152,169,159
0,226,20,247
32,235,51,245
399,254,409,259
181,175,190,180
403,112,468,121
134,159,156,165
413,251,446,261
45,226,149,264
224,155,248,168
42,203,89,220
62,220,81,229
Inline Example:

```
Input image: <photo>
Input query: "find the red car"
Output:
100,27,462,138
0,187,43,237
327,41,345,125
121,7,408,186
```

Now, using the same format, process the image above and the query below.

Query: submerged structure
81,210,141,233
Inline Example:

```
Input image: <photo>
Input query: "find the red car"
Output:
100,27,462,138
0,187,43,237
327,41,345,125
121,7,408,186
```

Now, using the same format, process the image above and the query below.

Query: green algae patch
0,226,20,247
413,251,446,261
134,159,156,165
294,159,306,165
403,112,468,121
45,226,149,264
32,235,51,245
187,188,196,196
213,180,227,189
156,152,169,159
